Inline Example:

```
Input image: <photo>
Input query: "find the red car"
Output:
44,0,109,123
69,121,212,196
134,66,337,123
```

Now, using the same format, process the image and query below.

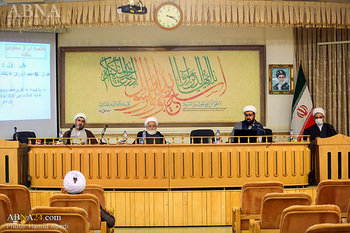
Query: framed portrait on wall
269,65,294,94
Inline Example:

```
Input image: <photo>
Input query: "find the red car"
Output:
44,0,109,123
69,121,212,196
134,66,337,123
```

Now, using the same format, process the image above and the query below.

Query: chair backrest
0,194,12,225
29,206,89,233
305,223,350,233
13,131,36,144
190,129,214,144
315,180,350,213
262,128,273,143
260,192,312,229
0,184,31,214
50,194,100,230
348,199,350,222
279,205,341,233
61,184,106,209
241,181,284,214
0,223,68,233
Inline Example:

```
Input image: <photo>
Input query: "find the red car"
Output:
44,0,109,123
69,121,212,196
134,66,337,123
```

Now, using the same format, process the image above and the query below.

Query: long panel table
27,138,311,188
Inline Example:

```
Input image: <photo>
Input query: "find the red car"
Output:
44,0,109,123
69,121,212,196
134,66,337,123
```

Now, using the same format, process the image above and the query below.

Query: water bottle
58,130,63,144
140,130,146,144
123,130,127,144
290,129,294,142
216,130,221,143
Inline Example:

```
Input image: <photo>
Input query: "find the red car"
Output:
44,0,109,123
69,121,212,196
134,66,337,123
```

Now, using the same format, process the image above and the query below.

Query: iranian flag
291,63,314,141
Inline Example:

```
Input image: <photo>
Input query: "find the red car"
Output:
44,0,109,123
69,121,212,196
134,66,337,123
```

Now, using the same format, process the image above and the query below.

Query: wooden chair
249,192,312,233
61,184,106,209
0,194,12,225
232,181,284,233
0,223,68,233
305,223,350,233
0,185,31,215
29,206,89,233
348,199,350,223
279,205,341,233
315,180,350,218
50,194,108,233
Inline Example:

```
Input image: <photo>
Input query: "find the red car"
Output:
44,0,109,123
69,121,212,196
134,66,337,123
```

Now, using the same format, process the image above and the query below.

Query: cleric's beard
279,80,286,85
76,125,84,130
245,119,253,126
147,129,157,135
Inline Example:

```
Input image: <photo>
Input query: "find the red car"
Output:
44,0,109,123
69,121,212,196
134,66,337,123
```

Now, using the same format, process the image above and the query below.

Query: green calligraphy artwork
100,55,227,118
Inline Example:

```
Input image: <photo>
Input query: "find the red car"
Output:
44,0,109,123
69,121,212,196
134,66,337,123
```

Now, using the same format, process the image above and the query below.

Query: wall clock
155,2,183,30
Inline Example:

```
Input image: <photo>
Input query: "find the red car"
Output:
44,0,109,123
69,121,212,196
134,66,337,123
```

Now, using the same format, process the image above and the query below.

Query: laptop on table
231,129,258,143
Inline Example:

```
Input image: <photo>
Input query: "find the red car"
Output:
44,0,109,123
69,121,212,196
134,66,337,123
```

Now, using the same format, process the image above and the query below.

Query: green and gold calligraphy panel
61,46,265,127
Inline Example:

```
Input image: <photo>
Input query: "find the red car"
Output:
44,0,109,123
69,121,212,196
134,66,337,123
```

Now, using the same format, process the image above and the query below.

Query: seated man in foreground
230,105,264,143
134,117,165,144
63,170,115,228
63,113,98,145
304,107,337,141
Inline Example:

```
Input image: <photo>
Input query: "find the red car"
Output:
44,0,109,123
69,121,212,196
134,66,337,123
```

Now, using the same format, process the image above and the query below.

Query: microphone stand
14,127,19,141
64,125,75,145
100,125,108,145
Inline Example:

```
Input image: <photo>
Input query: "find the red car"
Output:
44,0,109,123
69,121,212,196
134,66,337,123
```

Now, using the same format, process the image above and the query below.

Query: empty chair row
233,179,350,233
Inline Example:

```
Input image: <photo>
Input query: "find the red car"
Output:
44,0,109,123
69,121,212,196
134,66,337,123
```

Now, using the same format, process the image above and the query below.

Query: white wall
59,25,294,135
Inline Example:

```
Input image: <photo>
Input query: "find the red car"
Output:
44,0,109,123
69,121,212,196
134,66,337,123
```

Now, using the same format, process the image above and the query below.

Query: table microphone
100,125,108,144
69,125,75,132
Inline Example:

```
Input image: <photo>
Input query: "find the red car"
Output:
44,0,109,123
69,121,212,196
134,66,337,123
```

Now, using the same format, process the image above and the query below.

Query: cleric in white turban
133,116,165,144
144,117,158,128
63,170,116,228
62,112,98,145
242,105,257,115
304,107,337,140
230,105,265,143
312,108,326,117
63,170,86,194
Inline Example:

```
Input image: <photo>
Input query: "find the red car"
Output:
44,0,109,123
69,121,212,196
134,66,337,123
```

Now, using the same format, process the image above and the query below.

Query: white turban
313,108,325,117
63,170,86,194
242,105,257,114
144,117,158,127
74,113,87,122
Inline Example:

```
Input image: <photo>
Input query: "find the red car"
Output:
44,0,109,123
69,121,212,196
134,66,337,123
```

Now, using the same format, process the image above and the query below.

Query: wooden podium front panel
28,141,310,188
0,139,29,185
313,134,350,184
169,143,310,188
28,144,169,188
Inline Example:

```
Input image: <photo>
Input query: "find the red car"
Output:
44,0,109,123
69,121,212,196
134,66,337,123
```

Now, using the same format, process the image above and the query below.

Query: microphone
14,127,18,141
101,125,108,136
100,125,108,144
252,122,264,132
63,125,75,145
